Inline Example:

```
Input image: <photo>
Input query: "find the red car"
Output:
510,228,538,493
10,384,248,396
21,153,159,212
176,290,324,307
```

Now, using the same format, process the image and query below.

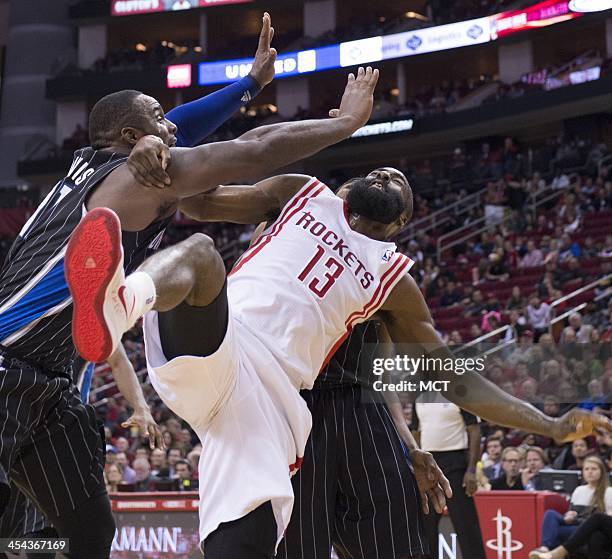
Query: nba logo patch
382,249,394,262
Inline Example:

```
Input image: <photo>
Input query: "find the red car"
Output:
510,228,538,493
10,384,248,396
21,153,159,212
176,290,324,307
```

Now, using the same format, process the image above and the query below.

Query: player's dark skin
128,164,612,511
87,68,379,312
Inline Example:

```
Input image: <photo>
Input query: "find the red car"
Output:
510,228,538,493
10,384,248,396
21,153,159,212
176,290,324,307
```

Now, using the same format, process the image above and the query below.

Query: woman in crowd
105,463,125,493
529,456,612,558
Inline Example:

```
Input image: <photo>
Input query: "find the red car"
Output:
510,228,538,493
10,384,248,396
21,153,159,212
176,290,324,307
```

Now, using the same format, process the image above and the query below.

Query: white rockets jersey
227,177,414,389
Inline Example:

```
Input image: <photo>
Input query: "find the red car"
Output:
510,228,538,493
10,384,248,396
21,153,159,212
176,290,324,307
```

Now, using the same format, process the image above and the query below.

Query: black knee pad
51,487,115,559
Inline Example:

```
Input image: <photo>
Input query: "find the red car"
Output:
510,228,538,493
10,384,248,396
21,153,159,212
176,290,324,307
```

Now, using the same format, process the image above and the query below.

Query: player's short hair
89,90,149,149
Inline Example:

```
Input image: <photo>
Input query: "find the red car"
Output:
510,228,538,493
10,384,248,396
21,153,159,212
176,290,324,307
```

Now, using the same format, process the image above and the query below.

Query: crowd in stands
88,132,611,495
2,122,611,500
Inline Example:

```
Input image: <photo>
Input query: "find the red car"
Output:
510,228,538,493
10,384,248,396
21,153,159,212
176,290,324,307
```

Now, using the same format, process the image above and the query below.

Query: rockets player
66,166,612,558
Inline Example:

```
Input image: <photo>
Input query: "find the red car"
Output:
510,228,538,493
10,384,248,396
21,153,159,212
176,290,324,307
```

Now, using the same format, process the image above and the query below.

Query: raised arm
166,68,376,196
166,13,276,147
178,174,312,224
379,273,612,442
89,67,377,231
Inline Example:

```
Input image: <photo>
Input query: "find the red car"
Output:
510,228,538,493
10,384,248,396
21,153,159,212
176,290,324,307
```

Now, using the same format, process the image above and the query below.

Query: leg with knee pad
48,486,115,559
203,501,277,559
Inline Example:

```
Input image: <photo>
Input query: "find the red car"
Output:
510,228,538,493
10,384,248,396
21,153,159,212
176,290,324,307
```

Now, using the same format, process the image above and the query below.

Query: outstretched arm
91,67,377,231
379,273,612,442
106,345,164,450
179,173,312,224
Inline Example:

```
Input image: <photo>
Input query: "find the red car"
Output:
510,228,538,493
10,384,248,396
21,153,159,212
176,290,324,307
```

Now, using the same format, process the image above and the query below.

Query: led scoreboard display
111,0,252,17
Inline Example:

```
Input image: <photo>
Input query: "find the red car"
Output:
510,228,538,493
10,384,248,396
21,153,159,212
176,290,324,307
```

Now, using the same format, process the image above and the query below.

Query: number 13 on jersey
298,245,345,298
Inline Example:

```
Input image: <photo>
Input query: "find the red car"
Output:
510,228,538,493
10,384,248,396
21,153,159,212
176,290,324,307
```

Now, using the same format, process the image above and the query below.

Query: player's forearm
107,345,149,413
238,116,358,166
391,404,419,451
428,345,557,437
384,316,557,437
466,423,481,471
167,75,261,147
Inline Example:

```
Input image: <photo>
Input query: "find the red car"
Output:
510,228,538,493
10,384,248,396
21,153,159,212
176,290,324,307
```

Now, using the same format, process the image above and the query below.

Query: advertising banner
489,0,579,40
111,0,251,17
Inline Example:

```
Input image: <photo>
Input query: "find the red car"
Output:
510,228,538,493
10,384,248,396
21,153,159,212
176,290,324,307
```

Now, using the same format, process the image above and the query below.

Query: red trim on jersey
229,179,324,277
342,199,350,224
344,255,405,326
319,253,412,372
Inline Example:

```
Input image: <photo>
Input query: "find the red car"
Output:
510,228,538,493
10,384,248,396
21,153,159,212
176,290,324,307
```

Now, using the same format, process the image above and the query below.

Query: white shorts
143,308,312,550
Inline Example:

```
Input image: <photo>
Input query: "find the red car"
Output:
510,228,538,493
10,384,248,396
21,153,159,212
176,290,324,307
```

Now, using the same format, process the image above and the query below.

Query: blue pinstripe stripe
0,259,70,340
79,363,94,404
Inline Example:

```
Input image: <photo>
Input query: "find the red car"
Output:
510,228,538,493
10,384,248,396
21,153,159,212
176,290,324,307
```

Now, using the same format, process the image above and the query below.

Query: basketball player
0,17,377,558
277,319,435,559
65,168,611,558
0,355,163,559
0,15,274,553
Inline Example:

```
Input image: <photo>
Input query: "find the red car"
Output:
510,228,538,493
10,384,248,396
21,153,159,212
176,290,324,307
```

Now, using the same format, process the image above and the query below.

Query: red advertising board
111,0,252,17
490,0,579,39
474,491,568,559
109,491,570,559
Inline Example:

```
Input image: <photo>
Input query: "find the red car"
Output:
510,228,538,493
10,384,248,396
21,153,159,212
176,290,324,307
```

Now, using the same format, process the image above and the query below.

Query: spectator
568,312,589,343
133,458,154,491
466,290,486,316
105,463,125,493
553,438,590,470
158,447,184,478
599,235,612,257
520,240,544,268
491,447,525,490
508,330,535,367
440,281,462,307
532,512,612,559
522,446,550,491
175,459,197,491
506,285,525,311
529,456,612,557
116,451,137,484
150,448,167,477
483,436,504,480
527,296,552,338
578,379,608,412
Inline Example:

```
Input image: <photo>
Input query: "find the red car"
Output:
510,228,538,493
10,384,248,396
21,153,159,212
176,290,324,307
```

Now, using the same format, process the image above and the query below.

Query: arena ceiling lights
160,0,607,86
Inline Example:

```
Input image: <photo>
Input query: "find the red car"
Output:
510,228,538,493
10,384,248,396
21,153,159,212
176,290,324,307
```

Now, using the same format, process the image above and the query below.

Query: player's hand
462,470,478,497
122,408,165,450
410,449,452,515
328,66,379,131
249,12,277,89
553,407,612,443
127,135,171,189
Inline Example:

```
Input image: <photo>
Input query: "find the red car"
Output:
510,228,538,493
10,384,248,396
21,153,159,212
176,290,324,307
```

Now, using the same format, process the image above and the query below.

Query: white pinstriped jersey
228,177,414,390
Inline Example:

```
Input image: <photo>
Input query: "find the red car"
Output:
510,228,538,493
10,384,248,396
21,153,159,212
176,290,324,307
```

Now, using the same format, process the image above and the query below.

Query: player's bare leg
66,207,225,362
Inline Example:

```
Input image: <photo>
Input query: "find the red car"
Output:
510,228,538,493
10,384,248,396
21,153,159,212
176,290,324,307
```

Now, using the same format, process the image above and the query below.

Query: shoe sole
65,208,123,363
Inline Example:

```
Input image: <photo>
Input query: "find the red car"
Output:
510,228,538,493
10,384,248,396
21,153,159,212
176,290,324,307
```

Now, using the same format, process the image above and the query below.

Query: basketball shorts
143,307,312,553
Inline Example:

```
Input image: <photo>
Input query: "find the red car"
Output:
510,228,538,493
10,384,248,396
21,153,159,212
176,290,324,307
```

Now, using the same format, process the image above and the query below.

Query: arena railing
458,272,612,359
435,182,570,261
397,185,488,242
89,273,610,410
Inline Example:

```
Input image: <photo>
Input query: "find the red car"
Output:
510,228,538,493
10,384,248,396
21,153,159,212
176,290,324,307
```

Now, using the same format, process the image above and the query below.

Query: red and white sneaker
65,208,133,363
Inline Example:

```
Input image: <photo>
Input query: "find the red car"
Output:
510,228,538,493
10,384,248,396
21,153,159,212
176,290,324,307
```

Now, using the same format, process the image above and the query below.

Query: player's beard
346,178,406,224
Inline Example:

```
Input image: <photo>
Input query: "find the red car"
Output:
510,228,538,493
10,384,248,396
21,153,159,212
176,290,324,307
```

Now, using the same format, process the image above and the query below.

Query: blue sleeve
166,75,262,148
